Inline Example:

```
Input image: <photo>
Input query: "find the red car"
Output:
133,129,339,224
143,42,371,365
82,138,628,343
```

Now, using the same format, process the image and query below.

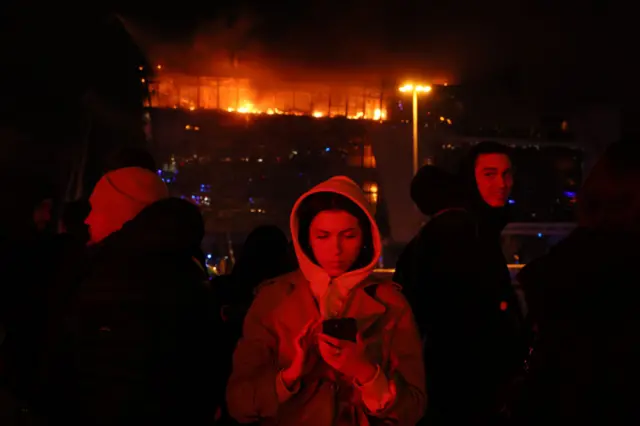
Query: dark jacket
50,198,220,426
394,166,528,423
216,225,296,335
513,228,640,425
0,215,91,426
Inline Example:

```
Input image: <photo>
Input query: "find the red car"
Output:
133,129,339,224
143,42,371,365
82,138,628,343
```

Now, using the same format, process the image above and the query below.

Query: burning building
147,68,390,121
141,60,582,266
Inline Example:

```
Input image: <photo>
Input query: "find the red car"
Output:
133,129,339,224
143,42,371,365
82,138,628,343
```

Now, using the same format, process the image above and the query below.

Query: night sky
125,0,635,96
1,0,637,110
0,0,636,188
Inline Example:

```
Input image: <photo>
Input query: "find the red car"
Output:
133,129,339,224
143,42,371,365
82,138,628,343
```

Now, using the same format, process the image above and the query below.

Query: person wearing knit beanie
85,166,169,244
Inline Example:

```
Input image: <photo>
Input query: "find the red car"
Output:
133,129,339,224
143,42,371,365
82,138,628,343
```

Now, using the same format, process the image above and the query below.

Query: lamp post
399,84,432,175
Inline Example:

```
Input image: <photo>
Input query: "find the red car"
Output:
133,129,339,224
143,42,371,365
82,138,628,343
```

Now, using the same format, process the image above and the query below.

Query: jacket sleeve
366,291,427,425
226,286,281,423
413,210,521,413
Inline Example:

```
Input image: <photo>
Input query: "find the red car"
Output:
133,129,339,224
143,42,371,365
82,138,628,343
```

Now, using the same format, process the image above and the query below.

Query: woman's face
308,210,363,277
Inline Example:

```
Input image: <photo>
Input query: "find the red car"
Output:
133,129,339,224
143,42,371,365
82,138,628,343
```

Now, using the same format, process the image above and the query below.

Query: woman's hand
317,333,377,384
281,319,318,388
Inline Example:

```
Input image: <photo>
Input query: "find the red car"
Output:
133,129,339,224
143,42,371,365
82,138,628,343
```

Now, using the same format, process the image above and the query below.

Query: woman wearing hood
226,176,426,426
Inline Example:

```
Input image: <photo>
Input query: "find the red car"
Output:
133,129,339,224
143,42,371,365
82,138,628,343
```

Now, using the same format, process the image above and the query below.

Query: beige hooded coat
226,177,426,425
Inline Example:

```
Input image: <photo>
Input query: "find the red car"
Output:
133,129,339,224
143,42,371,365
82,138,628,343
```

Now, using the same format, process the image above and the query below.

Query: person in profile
49,166,219,425
227,176,425,426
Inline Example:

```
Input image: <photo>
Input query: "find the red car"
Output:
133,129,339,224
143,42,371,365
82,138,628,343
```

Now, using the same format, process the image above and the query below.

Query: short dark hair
578,140,640,232
458,140,513,181
469,141,512,163
296,192,374,270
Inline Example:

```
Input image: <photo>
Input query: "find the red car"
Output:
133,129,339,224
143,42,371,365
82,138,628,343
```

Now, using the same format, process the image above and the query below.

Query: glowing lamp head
398,83,432,93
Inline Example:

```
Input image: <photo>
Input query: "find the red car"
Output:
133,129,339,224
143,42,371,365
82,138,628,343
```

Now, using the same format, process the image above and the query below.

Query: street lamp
399,83,432,175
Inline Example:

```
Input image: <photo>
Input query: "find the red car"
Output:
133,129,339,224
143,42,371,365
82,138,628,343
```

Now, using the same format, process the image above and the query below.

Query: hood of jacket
410,165,465,216
290,176,381,311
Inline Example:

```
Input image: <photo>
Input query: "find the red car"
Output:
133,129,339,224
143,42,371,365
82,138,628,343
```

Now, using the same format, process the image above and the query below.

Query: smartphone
322,317,358,343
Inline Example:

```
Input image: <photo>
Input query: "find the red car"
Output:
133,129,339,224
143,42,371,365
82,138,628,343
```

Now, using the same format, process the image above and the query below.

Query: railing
503,222,576,236
375,264,524,275
374,265,526,287
373,265,528,315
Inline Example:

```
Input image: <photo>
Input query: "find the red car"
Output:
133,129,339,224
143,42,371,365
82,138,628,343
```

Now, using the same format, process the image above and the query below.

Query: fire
373,109,387,120
149,72,388,121
236,102,256,114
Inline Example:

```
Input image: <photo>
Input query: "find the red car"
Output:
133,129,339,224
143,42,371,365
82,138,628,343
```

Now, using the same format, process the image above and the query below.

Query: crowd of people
0,140,638,425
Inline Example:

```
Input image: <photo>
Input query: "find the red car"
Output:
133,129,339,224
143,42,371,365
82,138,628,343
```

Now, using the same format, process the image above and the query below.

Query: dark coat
50,198,220,426
394,166,529,423
513,228,640,425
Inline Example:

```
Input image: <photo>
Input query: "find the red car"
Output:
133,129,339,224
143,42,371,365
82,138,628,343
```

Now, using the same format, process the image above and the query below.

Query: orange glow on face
309,210,363,277
474,153,514,208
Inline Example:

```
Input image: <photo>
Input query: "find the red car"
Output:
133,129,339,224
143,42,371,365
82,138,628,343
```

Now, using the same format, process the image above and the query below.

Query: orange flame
149,72,388,121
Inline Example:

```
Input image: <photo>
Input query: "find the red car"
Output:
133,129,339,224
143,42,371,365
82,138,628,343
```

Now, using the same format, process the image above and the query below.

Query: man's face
474,153,513,207
84,197,121,245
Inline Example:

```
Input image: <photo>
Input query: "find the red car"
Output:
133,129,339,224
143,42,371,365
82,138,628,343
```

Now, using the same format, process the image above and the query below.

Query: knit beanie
90,166,169,225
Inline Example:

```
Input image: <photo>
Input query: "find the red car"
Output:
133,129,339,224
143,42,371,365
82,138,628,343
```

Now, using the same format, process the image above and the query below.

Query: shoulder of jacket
428,209,478,236
365,278,406,305
431,208,475,224
365,273,401,288
248,271,302,317
253,270,302,297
